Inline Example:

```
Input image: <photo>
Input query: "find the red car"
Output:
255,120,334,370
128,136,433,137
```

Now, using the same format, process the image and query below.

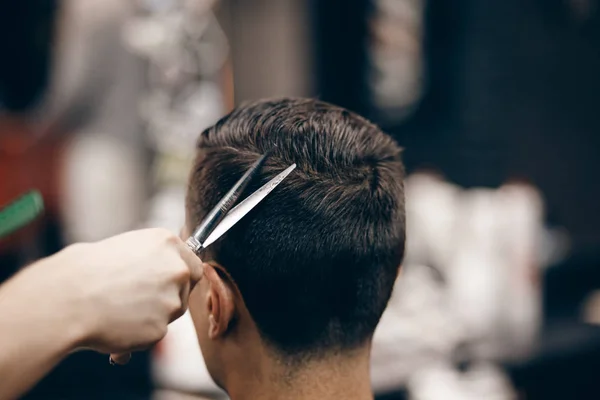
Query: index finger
175,240,204,285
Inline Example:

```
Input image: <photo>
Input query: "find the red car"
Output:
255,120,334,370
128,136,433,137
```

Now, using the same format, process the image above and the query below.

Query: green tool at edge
0,191,44,240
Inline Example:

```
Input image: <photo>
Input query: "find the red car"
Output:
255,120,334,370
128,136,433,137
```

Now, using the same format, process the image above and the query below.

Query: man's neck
224,349,373,400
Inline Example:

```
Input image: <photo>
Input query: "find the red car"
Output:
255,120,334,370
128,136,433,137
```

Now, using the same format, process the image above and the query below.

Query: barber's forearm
0,228,201,399
0,258,83,400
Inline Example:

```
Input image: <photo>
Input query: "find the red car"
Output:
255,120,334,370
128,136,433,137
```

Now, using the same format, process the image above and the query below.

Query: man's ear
203,263,236,339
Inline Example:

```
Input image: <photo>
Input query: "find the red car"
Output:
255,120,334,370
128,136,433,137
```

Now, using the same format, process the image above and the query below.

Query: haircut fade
186,98,405,358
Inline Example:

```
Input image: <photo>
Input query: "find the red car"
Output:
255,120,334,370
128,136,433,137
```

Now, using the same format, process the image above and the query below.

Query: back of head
187,98,405,359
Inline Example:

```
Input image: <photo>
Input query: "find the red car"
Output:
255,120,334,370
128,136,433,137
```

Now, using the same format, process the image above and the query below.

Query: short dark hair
187,98,405,358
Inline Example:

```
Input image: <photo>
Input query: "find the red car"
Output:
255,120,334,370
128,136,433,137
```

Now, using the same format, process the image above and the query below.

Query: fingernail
109,353,131,366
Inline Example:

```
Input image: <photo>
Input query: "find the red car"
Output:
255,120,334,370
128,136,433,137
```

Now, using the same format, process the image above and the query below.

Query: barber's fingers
175,240,204,285
166,281,190,324
177,280,191,319
110,352,132,366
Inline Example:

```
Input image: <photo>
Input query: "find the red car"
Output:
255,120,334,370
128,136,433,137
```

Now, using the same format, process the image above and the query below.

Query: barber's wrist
25,247,92,351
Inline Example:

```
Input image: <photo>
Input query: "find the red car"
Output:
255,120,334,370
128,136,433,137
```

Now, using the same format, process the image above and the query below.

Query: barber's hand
42,228,203,364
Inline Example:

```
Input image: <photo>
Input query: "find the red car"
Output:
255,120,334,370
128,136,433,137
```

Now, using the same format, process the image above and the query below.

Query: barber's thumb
110,352,132,366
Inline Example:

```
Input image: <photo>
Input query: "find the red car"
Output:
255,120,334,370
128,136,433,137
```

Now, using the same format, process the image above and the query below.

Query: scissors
186,153,296,254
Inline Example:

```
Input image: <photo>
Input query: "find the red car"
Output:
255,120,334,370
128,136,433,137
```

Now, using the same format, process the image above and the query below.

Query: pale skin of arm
0,262,83,400
0,228,203,400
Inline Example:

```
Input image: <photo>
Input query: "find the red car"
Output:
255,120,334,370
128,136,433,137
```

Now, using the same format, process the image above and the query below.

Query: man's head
184,98,405,389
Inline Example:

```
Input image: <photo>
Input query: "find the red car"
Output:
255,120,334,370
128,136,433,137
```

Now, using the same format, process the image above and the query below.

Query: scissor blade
190,152,270,249
202,163,296,248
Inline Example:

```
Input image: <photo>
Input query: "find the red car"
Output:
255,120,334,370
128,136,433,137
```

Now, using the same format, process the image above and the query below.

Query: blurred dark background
2,0,600,399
